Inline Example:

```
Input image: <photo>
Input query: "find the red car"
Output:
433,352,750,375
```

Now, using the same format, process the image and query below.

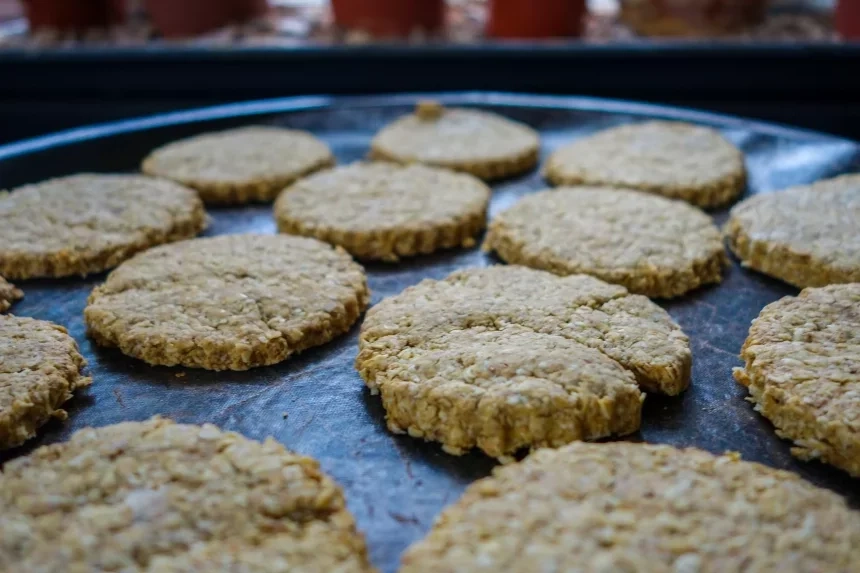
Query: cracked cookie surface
0,314,90,449
734,283,860,477
0,417,376,572
0,277,22,312
544,121,746,208
275,162,490,261
401,442,860,572
142,126,335,204
484,187,727,298
0,174,207,279
356,266,690,459
370,101,540,180
725,174,860,288
85,234,369,371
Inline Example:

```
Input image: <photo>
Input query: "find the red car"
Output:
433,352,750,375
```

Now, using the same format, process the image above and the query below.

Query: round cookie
0,277,22,312
142,126,335,204
0,174,207,280
735,283,860,477
369,101,540,180
400,442,860,572
544,120,746,208
725,174,860,288
356,266,691,460
275,162,491,261
484,187,727,298
0,314,90,449
0,417,374,572
85,234,369,371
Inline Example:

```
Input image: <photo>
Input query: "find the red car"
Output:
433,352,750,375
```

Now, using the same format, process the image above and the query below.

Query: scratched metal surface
1,94,858,573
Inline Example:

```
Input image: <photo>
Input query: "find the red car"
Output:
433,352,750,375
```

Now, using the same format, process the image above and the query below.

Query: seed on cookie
544,120,746,208
0,314,91,449
0,174,208,280
400,442,860,572
85,233,370,371
735,283,860,477
0,277,22,312
356,265,690,460
725,173,860,288
142,126,335,204
274,162,491,262
0,417,375,572
484,187,728,298
370,101,540,180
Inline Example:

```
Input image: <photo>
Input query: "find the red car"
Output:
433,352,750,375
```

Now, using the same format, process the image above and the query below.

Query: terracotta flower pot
331,0,444,38
836,0,860,39
145,0,267,38
23,0,112,31
487,0,586,39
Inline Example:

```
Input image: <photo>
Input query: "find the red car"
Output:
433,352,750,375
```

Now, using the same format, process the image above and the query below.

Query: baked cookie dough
0,417,375,572
0,315,90,450
0,277,22,312
142,126,335,204
85,234,369,371
725,174,860,288
369,101,540,180
735,283,860,476
356,266,690,459
401,442,860,572
544,121,746,208
484,187,727,298
274,162,491,261
0,174,207,280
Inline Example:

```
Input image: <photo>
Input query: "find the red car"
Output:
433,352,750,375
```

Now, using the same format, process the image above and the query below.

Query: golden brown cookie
0,174,207,280
85,234,369,371
369,101,540,180
0,314,90,450
356,266,690,460
401,442,860,572
725,174,860,288
735,283,860,477
544,121,746,208
274,162,490,261
0,277,22,312
142,126,335,204
0,417,375,572
484,187,727,298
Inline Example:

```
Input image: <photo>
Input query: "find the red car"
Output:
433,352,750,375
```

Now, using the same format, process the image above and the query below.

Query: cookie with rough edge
735,283,860,477
0,174,207,280
401,442,860,572
544,120,746,208
0,417,376,572
725,174,860,288
85,234,370,371
0,277,22,312
356,266,690,460
142,126,335,204
0,314,91,449
484,187,728,298
369,101,540,181
275,162,491,262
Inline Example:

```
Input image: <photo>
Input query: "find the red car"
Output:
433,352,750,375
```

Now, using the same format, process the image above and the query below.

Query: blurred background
0,0,858,142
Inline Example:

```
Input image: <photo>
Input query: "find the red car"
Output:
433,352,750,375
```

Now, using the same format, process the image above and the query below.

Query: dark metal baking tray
0,93,858,573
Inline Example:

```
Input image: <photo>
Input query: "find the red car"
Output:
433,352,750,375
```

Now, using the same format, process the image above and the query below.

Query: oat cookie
484,187,727,298
544,121,746,208
0,277,22,312
0,174,207,280
0,315,90,450
401,442,860,572
85,234,369,371
142,126,335,204
275,162,490,261
356,266,690,459
369,101,540,180
735,283,860,476
0,417,375,572
725,174,860,288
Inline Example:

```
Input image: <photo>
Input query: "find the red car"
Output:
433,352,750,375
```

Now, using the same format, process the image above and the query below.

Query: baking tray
0,93,858,572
